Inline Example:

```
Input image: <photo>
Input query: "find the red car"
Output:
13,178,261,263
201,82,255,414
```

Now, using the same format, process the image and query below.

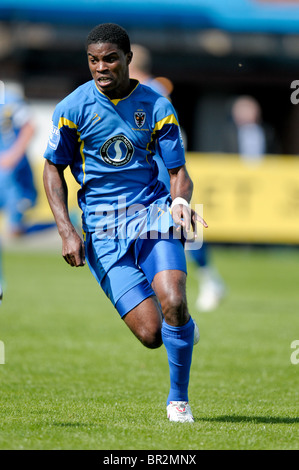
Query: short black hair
86,23,131,54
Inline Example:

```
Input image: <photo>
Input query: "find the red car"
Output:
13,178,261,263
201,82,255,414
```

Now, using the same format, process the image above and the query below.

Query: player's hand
171,204,208,238
61,231,85,267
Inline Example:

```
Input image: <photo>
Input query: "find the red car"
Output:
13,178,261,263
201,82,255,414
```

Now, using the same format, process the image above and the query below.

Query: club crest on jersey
100,134,134,167
134,111,146,128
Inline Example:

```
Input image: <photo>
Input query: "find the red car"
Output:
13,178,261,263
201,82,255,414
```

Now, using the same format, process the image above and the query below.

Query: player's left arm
169,165,208,234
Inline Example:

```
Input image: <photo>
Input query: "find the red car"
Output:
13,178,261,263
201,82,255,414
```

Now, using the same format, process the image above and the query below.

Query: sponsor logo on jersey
100,134,134,167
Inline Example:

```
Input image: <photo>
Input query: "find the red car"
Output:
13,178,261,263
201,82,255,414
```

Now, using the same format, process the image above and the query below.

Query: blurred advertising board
188,153,299,245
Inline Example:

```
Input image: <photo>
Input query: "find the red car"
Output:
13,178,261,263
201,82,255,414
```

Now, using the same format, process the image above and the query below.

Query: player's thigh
137,233,189,325
137,232,187,285
85,232,162,348
85,232,152,312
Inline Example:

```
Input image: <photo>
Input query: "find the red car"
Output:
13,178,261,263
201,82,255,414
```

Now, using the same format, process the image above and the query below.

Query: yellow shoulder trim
58,117,78,130
153,114,178,132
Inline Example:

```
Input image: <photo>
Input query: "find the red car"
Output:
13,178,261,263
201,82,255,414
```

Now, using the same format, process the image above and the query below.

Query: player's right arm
43,159,85,267
0,121,35,170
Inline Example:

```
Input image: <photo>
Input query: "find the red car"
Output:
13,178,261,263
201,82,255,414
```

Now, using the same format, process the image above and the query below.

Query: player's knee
161,290,188,326
123,301,163,349
139,327,162,349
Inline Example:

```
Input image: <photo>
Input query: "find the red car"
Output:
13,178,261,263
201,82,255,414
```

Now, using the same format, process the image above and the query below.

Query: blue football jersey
44,79,185,239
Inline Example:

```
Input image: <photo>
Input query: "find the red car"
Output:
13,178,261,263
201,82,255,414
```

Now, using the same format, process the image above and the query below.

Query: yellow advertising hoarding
187,153,299,244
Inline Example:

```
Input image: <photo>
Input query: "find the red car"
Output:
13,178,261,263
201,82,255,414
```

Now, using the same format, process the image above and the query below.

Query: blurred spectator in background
130,45,226,313
0,82,37,235
0,82,37,295
190,240,225,312
222,95,278,161
130,44,173,97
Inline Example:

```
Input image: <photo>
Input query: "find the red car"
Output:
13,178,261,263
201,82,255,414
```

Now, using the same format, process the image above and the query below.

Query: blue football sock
162,317,195,405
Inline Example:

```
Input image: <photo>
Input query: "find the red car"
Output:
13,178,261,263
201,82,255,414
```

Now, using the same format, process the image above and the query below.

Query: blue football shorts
84,231,187,317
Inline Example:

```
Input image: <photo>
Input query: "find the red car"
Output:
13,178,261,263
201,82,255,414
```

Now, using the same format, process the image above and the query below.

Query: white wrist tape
171,197,189,209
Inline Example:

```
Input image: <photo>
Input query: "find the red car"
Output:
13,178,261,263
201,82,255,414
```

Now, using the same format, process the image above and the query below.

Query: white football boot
193,319,200,345
167,401,194,423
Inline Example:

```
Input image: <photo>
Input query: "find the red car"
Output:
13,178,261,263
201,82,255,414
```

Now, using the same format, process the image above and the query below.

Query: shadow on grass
51,416,299,427
196,415,299,425
52,422,96,428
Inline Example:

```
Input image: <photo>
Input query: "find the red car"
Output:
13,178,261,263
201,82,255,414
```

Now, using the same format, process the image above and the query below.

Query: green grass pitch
0,245,298,450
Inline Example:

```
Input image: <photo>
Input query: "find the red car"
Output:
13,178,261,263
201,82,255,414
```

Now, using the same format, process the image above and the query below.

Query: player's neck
102,79,137,100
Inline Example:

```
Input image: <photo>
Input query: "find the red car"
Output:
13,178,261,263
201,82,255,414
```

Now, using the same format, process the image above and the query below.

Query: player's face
87,42,132,99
